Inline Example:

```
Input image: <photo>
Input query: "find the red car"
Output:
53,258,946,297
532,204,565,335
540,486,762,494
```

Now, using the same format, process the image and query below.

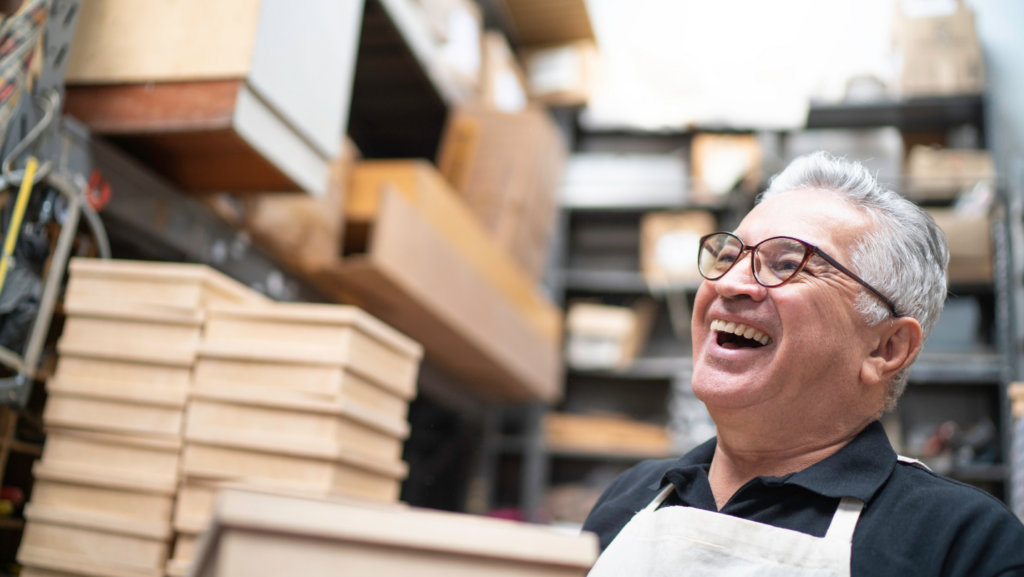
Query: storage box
201,303,422,394
180,440,405,503
640,211,717,288
436,104,568,279
65,258,267,318
521,41,600,106
927,209,992,284
345,160,562,344
325,189,563,402
19,506,170,577
691,133,763,196
63,0,363,195
57,312,201,367
38,429,181,494
905,146,995,200
188,489,598,577
184,390,408,464
565,301,656,370
896,0,985,97
478,32,528,113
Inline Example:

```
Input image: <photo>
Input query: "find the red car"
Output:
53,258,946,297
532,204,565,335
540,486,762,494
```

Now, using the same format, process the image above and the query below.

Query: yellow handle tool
0,156,39,299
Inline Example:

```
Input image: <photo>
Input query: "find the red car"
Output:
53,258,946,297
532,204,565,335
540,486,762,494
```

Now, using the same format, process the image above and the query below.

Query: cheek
691,282,715,332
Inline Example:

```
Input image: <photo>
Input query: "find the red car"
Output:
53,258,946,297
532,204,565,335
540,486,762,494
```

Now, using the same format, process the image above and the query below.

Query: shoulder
855,461,1024,577
582,458,679,550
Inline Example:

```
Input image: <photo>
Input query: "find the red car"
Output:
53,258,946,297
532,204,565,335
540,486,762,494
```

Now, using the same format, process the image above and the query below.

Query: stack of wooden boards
189,488,598,577
16,259,423,577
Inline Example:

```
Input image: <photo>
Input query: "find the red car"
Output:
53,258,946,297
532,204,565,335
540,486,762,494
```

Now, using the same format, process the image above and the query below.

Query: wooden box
192,354,410,422
184,390,408,463
201,303,422,390
43,387,183,440
345,160,561,344
52,356,190,406
19,510,170,577
65,258,266,319
57,313,202,367
180,440,405,503
63,0,363,196
324,189,563,403
189,489,598,577
38,429,181,494
30,477,174,534
169,532,199,571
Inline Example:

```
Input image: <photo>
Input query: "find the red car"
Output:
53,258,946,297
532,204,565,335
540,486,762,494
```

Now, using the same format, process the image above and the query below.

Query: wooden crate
168,531,199,573
184,391,408,463
63,0,362,196
52,356,190,406
31,477,174,533
57,313,201,367
189,489,598,577
44,387,184,440
19,506,170,577
192,354,410,422
66,258,266,317
180,440,405,503
38,429,181,494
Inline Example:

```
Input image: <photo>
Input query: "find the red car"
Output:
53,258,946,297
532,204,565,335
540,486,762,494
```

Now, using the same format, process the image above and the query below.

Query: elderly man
583,152,1024,576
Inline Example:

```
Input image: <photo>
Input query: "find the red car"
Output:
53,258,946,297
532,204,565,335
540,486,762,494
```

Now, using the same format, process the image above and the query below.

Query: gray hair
760,151,949,411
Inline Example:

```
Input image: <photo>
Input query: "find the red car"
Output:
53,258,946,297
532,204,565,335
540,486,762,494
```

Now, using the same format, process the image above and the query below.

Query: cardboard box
345,160,562,345
325,188,563,402
691,134,762,196
896,0,985,97
437,104,567,278
905,146,995,200
640,211,717,288
565,301,656,370
500,0,596,46
927,209,991,284
188,489,598,577
521,41,600,106
63,0,363,195
478,32,528,113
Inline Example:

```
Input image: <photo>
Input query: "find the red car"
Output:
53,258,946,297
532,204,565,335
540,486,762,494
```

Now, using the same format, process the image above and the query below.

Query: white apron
587,485,864,577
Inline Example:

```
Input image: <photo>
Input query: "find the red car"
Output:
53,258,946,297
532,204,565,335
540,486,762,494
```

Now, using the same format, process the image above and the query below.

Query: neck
706,410,874,510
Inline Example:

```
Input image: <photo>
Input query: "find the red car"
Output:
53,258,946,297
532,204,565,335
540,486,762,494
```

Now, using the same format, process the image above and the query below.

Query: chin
691,362,772,410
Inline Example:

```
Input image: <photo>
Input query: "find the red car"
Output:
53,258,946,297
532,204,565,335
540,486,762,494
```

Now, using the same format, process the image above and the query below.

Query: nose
713,251,769,303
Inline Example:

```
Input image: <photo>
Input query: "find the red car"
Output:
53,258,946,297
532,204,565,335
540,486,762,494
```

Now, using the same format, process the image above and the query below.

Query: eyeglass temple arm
813,250,901,317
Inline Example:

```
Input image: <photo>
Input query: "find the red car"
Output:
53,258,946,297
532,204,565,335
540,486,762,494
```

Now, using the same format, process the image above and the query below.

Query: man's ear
861,317,923,387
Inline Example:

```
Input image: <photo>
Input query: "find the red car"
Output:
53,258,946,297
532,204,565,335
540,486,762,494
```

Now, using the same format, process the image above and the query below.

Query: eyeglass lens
699,234,809,287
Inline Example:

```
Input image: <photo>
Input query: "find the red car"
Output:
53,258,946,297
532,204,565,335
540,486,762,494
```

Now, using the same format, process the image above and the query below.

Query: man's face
691,188,881,416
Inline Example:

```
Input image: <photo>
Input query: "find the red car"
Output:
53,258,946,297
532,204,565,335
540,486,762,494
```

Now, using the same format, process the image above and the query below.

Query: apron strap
897,455,931,470
823,496,864,542
643,484,677,513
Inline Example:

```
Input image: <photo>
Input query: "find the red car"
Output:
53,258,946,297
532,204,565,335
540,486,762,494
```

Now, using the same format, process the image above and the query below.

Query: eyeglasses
697,232,900,317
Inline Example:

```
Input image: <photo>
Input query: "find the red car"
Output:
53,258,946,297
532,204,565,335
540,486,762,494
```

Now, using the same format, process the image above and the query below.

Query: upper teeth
711,319,771,346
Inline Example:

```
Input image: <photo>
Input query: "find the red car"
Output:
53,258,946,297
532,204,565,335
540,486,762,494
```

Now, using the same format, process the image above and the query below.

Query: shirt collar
653,420,897,503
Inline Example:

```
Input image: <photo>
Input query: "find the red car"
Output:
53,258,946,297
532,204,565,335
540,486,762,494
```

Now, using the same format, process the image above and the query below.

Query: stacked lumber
188,488,598,577
168,302,422,575
19,259,266,577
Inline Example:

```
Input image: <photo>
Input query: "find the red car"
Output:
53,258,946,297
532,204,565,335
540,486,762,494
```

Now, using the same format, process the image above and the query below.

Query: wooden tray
180,441,405,503
53,356,190,404
39,429,181,494
190,489,597,577
31,477,175,531
184,392,406,464
201,303,422,396
58,315,201,367
44,387,184,440
19,508,170,577
192,351,412,422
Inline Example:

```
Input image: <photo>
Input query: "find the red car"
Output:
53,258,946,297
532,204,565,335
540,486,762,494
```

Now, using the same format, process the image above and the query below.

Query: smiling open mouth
711,319,772,349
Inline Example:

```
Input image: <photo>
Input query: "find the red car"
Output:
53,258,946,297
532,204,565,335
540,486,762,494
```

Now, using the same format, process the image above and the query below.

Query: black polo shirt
583,421,1024,576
